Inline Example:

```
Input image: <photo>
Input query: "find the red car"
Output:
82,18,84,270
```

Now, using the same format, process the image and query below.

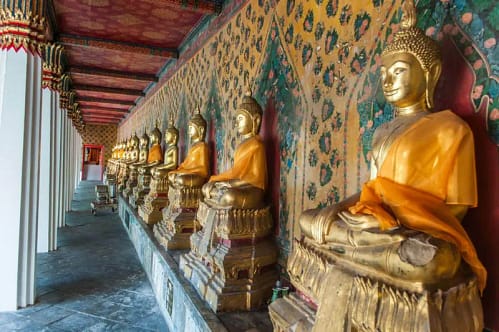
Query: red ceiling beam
159,0,221,14
74,84,145,97
80,105,129,113
70,65,158,83
77,96,135,106
82,112,126,119
83,113,124,119
59,34,178,58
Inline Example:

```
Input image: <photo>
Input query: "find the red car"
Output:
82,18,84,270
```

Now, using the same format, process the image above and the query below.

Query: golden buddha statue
130,125,164,209
154,107,209,248
119,133,140,194
124,132,149,199
269,2,485,331
139,116,179,225
179,91,277,312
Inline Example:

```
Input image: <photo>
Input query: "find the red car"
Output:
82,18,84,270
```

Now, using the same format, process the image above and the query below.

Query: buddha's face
381,53,426,108
236,110,253,136
165,132,174,144
188,124,200,140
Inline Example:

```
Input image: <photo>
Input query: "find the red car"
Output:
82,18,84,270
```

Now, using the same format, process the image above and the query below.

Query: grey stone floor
0,181,168,332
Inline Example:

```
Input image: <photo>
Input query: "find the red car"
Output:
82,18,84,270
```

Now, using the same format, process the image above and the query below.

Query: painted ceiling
49,0,221,125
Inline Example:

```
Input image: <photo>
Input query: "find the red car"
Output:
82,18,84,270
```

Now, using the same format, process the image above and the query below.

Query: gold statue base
268,239,484,332
179,202,277,312
138,175,170,225
130,173,152,209
153,186,204,249
154,209,198,249
123,169,138,199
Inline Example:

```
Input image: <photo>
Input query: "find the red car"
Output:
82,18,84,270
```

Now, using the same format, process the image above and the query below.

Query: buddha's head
139,131,149,150
165,115,179,145
236,90,263,137
150,125,162,145
381,0,441,110
188,106,207,143
131,133,140,149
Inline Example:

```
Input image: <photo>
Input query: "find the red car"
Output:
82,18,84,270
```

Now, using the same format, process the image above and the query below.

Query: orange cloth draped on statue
349,110,486,292
169,142,209,178
209,136,267,191
147,144,163,163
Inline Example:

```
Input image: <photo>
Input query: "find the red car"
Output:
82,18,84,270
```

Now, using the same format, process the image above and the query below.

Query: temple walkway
0,181,168,331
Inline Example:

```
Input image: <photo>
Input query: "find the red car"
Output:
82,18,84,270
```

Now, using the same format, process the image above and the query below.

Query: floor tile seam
48,305,133,326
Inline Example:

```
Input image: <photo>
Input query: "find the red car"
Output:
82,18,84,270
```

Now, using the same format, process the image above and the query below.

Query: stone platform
118,195,273,332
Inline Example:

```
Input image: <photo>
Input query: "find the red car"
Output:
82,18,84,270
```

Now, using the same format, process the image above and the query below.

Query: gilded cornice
0,1,47,55
42,42,64,91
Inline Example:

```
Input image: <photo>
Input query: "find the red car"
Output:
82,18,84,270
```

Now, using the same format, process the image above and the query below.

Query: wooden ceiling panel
77,90,139,102
70,73,151,91
64,44,166,74
53,0,208,48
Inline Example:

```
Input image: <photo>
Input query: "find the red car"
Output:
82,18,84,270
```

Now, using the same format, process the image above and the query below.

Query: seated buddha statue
201,90,267,209
167,108,209,188
139,117,179,225
270,2,486,331
120,133,140,195
180,91,277,312
154,108,209,248
131,125,164,209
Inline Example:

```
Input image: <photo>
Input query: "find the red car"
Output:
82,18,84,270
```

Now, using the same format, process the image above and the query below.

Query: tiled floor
0,181,168,332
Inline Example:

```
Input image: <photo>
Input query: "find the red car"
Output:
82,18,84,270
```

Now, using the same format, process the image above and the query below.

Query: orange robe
147,144,163,163
350,110,486,292
169,142,209,178
209,136,267,191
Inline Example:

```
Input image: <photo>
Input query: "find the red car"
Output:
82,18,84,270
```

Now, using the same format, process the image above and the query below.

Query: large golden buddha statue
123,132,149,199
180,91,277,312
130,125,164,209
154,108,209,248
269,2,485,331
139,116,179,225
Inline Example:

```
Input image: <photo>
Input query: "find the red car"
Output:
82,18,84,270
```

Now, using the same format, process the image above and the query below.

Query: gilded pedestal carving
268,2,485,330
180,201,277,312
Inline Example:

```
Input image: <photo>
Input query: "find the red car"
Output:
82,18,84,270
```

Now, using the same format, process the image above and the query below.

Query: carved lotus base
153,185,204,249
138,192,169,225
180,238,277,312
180,202,277,312
268,239,484,332
153,210,198,250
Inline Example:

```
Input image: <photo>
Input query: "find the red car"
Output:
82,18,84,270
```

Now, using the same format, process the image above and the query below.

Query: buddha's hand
338,211,380,231
202,182,216,199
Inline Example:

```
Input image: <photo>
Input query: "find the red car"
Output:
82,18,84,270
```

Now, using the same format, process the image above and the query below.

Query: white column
0,49,42,310
37,88,53,253
49,92,58,250
56,106,63,228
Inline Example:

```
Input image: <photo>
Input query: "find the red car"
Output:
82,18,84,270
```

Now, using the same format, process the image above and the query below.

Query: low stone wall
118,196,227,332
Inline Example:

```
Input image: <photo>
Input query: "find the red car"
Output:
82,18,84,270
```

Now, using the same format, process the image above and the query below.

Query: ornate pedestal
123,167,138,199
180,202,278,312
153,185,204,249
268,239,483,332
138,175,170,225
117,163,129,193
130,171,152,209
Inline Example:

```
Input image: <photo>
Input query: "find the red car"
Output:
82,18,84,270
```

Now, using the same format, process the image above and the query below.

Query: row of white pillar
0,48,82,310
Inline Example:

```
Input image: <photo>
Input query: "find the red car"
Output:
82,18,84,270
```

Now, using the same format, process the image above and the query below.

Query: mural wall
118,0,498,327
82,124,117,162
